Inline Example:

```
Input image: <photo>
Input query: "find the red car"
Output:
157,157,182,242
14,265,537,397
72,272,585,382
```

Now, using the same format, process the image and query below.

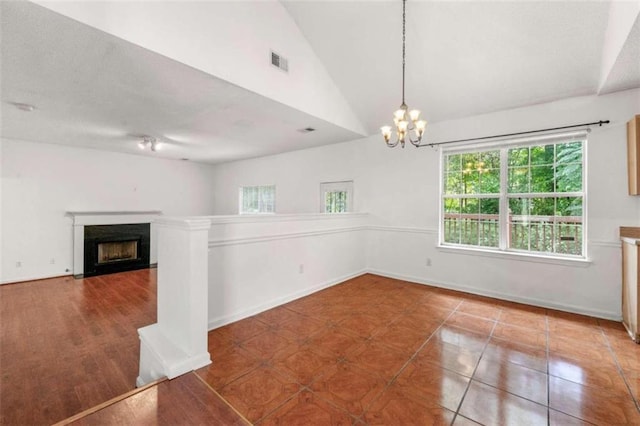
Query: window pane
531,165,554,192
259,185,275,213
461,153,479,171
325,191,348,213
460,215,479,246
508,167,529,193
556,196,582,217
556,164,582,192
479,168,500,193
555,197,582,255
508,196,583,255
242,186,258,213
479,198,499,247
443,198,461,244
240,185,275,214
462,171,479,194
461,198,479,214
556,142,582,164
556,220,582,255
444,172,462,194
531,197,554,216
531,144,554,165
529,198,554,252
320,181,352,213
480,151,500,169
460,198,480,246
446,154,461,172
508,147,529,167
508,198,530,251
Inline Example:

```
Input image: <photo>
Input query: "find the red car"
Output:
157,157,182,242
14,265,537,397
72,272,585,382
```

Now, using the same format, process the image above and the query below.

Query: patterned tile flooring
196,274,640,425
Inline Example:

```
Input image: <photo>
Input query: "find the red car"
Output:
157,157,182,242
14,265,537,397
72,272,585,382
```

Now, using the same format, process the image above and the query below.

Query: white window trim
438,130,588,260
436,244,592,267
320,180,354,213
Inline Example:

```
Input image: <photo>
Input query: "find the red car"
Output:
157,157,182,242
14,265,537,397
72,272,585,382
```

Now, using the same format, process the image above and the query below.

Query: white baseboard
137,324,211,386
367,268,622,321
207,269,368,330
1,273,72,285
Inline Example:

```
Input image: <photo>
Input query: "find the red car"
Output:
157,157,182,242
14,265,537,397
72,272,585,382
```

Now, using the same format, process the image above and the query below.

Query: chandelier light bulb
138,141,146,150
381,126,392,142
409,110,421,122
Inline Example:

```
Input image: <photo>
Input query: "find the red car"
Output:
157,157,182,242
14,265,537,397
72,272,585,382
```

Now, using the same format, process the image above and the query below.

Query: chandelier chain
402,0,406,105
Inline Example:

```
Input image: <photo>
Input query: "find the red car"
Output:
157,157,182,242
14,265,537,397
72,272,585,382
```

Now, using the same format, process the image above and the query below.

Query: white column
137,217,211,386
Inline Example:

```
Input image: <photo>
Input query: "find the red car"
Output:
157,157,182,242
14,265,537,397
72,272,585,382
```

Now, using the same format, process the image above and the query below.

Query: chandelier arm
408,136,422,147
385,137,400,148
405,122,422,146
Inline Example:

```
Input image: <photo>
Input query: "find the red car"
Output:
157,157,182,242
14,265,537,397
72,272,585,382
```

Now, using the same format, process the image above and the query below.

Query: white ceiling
1,1,639,164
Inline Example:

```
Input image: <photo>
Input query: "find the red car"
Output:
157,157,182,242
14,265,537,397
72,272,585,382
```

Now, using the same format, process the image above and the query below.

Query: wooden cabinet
628,115,640,195
621,227,640,342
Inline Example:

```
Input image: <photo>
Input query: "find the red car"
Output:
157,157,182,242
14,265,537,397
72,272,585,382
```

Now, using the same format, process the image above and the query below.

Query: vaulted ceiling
1,1,639,164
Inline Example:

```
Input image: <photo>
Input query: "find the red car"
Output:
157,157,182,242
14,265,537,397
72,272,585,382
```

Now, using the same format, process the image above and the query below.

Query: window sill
436,244,592,267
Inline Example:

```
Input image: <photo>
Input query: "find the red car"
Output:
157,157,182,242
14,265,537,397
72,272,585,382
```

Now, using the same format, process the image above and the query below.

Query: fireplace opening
97,240,139,264
83,223,150,277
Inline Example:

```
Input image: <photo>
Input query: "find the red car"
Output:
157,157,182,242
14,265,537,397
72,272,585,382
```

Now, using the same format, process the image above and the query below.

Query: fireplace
83,223,150,277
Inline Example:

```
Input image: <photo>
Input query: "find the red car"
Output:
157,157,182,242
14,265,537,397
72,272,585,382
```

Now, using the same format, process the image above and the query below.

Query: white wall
0,139,216,283
206,213,368,329
210,89,640,319
210,140,367,215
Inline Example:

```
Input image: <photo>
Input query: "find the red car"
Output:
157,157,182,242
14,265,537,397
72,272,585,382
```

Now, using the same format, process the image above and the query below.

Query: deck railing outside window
443,214,582,255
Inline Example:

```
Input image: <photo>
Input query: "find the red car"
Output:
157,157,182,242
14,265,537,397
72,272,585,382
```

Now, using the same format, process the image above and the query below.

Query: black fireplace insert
83,223,150,277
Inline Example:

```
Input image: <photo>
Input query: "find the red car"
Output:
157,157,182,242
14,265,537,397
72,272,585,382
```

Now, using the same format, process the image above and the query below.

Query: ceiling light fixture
11,102,36,112
380,0,426,148
137,136,162,152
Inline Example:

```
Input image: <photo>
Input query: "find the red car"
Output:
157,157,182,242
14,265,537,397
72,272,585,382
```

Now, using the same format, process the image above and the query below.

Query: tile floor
195,274,640,425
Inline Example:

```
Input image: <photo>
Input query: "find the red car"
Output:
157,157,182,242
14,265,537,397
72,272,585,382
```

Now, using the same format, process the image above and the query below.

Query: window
441,134,585,258
239,185,275,214
320,181,353,213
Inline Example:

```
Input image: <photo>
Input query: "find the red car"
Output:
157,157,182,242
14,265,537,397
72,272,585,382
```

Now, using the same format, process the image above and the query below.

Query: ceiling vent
297,127,316,133
271,51,288,72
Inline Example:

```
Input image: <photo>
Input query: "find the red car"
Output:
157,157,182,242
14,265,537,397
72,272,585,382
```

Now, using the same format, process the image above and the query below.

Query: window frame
320,180,354,214
238,184,276,215
438,131,587,260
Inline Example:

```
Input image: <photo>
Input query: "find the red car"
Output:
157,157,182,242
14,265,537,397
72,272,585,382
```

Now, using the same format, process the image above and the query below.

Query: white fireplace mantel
67,210,162,277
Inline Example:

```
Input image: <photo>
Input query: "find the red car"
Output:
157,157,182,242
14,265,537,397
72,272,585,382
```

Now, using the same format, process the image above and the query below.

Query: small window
239,185,275,214
320,181,353,213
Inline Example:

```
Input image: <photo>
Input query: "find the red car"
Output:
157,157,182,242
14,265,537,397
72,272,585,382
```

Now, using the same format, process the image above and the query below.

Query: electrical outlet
15,261,22,268
50,258,55,265
425,257,432,267
299,264,304,274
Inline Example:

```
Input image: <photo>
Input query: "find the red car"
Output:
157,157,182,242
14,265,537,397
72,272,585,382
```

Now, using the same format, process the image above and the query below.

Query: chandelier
380,0,426,148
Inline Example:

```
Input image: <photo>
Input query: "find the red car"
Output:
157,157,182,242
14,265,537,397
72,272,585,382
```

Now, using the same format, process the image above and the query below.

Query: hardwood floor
2,271,640,425
0,270,157,425
67,373,249,426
